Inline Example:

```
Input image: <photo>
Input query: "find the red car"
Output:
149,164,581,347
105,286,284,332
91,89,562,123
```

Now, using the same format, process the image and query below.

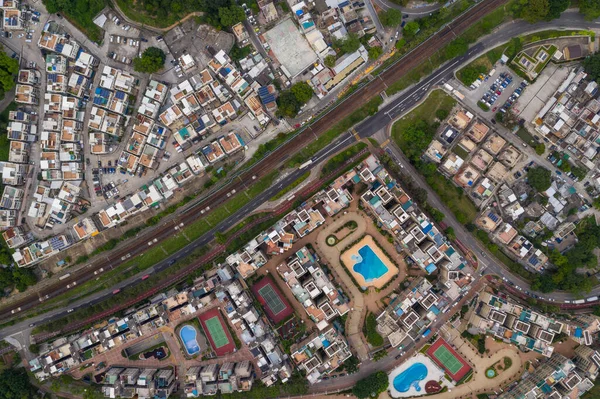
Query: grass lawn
425,172,478,223
516,127,536,146
391,90,456,148
453,145,470,159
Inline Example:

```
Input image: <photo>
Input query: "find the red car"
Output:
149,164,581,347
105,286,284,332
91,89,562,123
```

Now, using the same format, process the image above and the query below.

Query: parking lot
462,64,527,121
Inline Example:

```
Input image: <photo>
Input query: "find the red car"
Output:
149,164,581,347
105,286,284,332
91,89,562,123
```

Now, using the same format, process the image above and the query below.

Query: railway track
32,150,368,341
0,0,507,321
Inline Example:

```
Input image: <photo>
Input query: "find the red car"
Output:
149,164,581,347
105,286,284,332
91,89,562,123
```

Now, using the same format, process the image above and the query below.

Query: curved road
373,0,443,14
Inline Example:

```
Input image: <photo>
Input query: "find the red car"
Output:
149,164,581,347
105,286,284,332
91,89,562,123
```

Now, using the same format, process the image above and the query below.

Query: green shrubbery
353,371,389,399
365,312,384,347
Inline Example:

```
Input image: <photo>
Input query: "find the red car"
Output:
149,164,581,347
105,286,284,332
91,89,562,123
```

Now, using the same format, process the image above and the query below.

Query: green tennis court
258,284,286,315
205,316,230,348
432,345,463,374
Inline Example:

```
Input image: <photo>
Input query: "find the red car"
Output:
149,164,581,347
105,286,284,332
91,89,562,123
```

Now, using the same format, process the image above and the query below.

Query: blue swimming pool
352,245,389,282
180,325,200,356
393,363,428,393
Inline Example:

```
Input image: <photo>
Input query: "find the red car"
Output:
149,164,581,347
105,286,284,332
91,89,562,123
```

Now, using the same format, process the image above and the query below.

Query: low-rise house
15,84,38,104
218,132,244,154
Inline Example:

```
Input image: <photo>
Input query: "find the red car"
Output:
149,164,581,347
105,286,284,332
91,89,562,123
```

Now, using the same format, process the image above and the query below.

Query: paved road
373,0,443,14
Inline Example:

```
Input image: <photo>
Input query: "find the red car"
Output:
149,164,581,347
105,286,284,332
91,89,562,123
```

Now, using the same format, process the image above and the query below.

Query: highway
0,0,506,324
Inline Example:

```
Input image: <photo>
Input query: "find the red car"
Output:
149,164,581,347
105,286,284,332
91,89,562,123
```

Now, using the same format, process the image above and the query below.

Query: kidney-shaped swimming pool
393,362,428,393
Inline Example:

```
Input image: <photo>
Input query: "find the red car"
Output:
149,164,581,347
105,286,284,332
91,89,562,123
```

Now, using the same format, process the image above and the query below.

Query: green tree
0,51,19,94
229,44,251,61
342,356,360,373
523,0,550,22
0,368,36,399
445,38,468,58
458,64,488,86
435,108,449,120
133,47,166,74
379,9,402,27
337,34,361,54
276,90,300,118
445,226,456,240
290,81,313,104
395,38,406,50
368,46,383,60
535,143,545,155
527,166,552,192
218,5,245,27
353,371,389,399
583,52,600,81
324,55,336,68
365,313,384,346
580,0,600,20
401,120,435,162
571,166,588,180
548,0,570,19
403,21,420,38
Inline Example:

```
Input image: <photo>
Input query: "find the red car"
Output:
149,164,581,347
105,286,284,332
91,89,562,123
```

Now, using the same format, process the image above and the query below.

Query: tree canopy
276,82,315,118
583,52,600,81
403,21,420,38
445,38,468,58
379,9,402,27
324,55,336,68
332,33,361,55
368,46,383,60
0,266,37,294
0,50,19,95
580,0,600,20
532,217,600,294
218,5,245,27
0,368,36,399
133,47,166,74
527,166,552,192
353,371,389,399
458,64,488,86
290,81,314,104
523,0,550,22
512,0,570,22
401,119,436,163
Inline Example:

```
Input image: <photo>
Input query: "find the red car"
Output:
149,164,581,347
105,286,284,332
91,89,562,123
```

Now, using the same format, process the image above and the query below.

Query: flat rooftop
264,18,318,79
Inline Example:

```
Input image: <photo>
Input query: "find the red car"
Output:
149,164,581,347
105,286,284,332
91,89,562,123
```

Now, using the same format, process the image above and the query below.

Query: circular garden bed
485,367,497,378
326,235,338,246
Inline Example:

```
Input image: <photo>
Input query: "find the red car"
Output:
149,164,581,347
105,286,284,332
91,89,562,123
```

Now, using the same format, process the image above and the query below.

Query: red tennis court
426,338,471,382
198,308,235,356
251,276,293,324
